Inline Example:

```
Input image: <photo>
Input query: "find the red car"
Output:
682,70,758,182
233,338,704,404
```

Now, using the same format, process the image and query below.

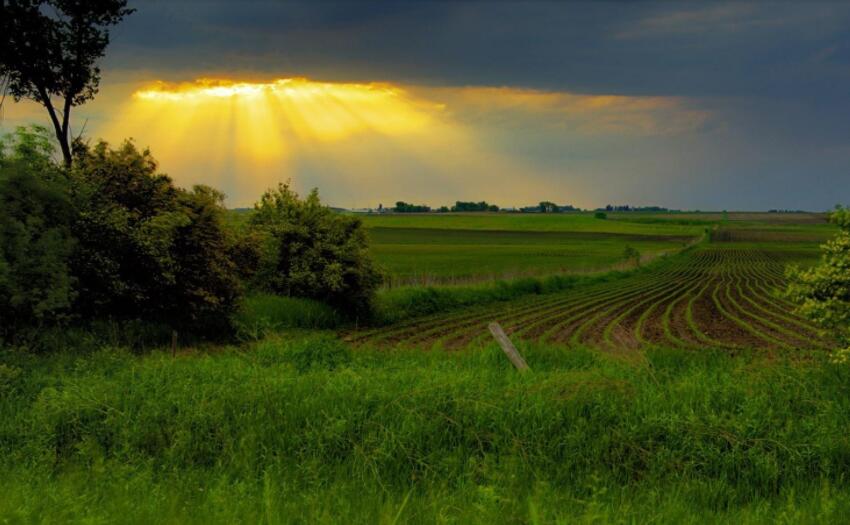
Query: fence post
488,322,530,372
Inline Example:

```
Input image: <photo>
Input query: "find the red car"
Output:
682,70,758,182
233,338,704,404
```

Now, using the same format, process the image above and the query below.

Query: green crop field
361,212,833,285
228,210,836,285
359,212,710,235
348,224,835,351
229,210,715,285
369,227,695,285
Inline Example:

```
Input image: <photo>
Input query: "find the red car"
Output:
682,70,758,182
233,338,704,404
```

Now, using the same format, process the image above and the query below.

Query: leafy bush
787,205,850,362
0,127,77,338
68,140,242,334
249,183,382,317
594,211,607,219
0,128,242,341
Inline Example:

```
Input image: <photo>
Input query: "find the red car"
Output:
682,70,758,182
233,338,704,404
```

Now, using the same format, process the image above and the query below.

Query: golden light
98,77,470,205
131,77,436,142
91,77,702,207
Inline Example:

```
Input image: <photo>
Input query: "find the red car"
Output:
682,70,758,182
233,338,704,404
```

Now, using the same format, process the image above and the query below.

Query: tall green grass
2,337,849,523
233,294,345,337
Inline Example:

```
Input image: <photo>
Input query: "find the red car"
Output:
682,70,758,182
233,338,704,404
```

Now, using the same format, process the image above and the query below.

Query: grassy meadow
3,338,850,524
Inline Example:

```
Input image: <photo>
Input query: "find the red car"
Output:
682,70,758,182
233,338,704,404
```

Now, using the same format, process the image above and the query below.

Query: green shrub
594,211,607,219
0,127,77,339
787,205,850,362
0,129,243,341
249,183,382,317
67,141,242,335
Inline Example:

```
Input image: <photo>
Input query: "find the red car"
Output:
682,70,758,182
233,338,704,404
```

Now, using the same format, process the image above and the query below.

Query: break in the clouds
3,1,850,210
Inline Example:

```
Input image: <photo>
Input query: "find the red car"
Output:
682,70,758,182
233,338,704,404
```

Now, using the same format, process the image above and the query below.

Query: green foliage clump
393,201,430,213
451,200,499,212
0,127,242,342
69,140,241,334
594,211,607,219
249,183,382,317
622,245,641,265
0,127,77,337
787,206,850,362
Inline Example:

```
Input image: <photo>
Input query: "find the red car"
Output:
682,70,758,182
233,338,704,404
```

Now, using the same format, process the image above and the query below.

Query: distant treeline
383,200,579,213
380,201,678,214
597,205,671,212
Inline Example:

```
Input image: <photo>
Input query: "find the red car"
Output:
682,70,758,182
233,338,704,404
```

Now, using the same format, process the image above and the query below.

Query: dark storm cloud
13,0,842,210
109,1,850,101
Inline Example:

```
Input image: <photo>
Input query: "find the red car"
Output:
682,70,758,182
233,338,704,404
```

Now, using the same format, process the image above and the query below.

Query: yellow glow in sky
132,77,436,142
0,75,705,207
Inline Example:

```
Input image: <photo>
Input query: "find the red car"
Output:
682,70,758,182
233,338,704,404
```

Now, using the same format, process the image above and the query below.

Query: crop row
347,245,829,352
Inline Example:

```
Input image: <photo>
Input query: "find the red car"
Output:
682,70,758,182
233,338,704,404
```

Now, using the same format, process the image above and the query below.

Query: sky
3,0,850,210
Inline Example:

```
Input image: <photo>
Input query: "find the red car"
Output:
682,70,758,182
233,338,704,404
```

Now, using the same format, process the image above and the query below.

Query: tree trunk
37,89,73,167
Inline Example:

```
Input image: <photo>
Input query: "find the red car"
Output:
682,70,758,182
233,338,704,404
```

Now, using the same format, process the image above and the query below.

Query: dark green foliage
0,128,242,341
539,200,557,212
393,201,430,213
451,200,499,212
0,127,76,337
68,140,241,334
249,183,382,317
594,211,607,219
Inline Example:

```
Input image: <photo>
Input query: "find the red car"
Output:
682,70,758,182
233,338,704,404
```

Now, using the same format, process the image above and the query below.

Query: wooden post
488,322,530,372
171,330,177,358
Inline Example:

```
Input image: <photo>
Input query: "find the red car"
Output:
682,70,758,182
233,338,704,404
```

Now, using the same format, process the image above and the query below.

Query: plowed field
347,244,829,351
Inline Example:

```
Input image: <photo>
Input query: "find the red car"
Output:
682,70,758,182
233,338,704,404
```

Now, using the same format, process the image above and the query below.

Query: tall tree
0,0,133,166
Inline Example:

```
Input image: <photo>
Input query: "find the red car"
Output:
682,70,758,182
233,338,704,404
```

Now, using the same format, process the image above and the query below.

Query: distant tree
394,201,430,213
451,200,498,212
594,211,607,220
1,0,134,166
539,201,558,213
787,205,850,363
437,206,449,213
